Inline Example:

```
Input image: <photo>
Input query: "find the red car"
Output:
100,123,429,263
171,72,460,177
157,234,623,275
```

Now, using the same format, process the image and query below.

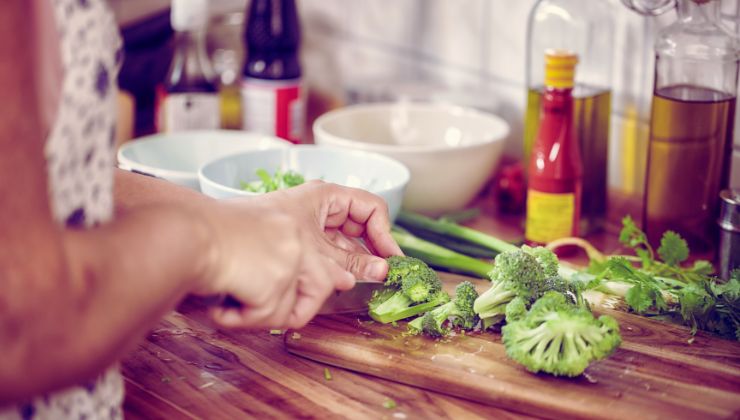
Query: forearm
113,168,212,215
0,203,212,403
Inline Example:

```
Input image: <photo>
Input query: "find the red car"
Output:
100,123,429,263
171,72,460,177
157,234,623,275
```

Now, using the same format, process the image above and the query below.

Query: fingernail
363,259,387,280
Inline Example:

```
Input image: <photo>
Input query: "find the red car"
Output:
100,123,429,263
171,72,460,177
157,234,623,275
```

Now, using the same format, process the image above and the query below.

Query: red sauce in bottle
525,50,583,248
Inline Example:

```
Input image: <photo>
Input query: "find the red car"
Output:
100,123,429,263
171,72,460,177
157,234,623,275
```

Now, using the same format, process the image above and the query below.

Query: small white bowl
117,130,290,190
313,102,509,215
198,145,410,221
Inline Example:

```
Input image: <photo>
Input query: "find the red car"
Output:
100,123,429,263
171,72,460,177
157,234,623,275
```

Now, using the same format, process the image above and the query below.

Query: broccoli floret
502,292,622,377
369,256,449,323
521,245,559,278
535,275,584,306
505,296,528,323
408,281,480,336
386,256,430,288
401,266,442,303
474,250,547,326
473,247,581,328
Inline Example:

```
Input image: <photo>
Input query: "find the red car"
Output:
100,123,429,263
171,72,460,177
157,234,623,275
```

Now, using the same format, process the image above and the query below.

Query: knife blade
318,281,385,315
199,281,385,315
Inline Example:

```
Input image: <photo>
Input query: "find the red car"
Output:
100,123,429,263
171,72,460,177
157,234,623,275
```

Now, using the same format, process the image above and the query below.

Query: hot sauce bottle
525,50,583,246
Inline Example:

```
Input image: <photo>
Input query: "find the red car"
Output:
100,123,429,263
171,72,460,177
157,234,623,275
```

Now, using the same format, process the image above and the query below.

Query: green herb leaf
619,216,647,249
657,231,689,266
382,398,397,409
625,283,654,314
690,260,714,276
323,367,332,381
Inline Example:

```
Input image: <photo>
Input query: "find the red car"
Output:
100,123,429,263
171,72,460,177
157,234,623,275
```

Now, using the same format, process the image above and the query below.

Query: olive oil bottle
643,0,738,251
644,85,736,250
524,85,611,234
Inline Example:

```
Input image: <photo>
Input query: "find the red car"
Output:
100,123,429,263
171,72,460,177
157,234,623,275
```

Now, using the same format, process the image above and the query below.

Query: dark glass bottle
241,0,304,143
157,0,220,132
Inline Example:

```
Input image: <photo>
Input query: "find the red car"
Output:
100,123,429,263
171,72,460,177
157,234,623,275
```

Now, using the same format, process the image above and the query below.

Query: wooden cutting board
285,274,740,420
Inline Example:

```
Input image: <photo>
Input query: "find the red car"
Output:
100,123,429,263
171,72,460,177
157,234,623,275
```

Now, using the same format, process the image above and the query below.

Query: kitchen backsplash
111,0,740,192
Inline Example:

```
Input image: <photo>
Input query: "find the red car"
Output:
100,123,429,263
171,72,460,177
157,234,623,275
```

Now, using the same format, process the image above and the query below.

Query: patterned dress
2,0,125,418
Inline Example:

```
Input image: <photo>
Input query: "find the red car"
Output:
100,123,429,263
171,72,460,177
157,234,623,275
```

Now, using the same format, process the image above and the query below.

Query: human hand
193,181,401,329
255,180,403,281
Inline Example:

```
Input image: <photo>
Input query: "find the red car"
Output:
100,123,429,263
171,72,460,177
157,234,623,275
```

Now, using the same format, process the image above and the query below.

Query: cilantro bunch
586,216,739,340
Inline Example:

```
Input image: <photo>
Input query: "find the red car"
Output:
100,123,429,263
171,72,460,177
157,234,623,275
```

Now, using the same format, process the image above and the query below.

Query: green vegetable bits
240,168,305,193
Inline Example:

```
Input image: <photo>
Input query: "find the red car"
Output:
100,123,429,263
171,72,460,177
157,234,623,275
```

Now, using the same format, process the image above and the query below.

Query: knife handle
197,294,244,309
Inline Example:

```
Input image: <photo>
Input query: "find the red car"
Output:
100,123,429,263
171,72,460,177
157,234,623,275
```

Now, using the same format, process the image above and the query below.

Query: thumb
344,252,388,282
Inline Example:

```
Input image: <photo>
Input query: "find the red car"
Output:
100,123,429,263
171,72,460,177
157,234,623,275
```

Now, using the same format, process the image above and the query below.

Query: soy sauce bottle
241,0,304,143
525,50,583,246
157,0,220,132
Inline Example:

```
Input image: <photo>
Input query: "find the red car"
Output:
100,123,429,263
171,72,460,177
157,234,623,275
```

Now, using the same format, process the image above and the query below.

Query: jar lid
717,189,740,232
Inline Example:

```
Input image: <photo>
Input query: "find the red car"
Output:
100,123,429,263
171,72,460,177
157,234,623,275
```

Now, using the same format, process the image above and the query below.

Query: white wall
297,0,740,193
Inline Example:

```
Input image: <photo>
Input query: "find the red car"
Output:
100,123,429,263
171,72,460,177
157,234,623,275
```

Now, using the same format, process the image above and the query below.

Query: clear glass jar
643,0,739,250
524,0,616,234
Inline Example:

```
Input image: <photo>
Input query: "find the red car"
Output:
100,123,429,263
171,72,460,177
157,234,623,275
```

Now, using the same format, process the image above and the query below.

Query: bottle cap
171,0,209,31
544,49,578,89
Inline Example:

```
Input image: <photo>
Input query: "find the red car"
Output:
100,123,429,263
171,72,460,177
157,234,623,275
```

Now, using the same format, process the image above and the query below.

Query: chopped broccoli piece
502,292,622,377
369,256,449,323
521,245,559,278
385,256,428,288
505,296,528,323
408,281,480,336
473,247,582,328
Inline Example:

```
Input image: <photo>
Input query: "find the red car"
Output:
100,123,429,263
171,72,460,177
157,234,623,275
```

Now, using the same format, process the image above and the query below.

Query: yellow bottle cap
544,49,578,89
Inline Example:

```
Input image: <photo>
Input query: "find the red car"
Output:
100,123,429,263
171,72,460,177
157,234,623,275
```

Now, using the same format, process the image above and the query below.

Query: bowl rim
116,130,291,181
198,144,411,197
313,102,510,154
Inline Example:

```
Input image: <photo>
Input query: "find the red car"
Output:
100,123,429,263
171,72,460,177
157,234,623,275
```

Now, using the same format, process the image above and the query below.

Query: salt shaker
717,189,740,280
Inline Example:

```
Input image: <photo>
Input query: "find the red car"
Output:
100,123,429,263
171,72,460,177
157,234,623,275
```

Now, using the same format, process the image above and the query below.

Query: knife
318,281,385,315
199,281,385,315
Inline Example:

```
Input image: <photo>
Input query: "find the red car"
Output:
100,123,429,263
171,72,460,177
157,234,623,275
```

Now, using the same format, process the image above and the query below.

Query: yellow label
525,190,575,244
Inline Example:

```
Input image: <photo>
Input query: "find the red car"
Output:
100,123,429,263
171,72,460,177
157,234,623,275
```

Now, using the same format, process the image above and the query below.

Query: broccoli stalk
473,279,516,321
370,290,450,324
391,227,495,279
502,292,622,377
368,256,450,324
408,281,480,336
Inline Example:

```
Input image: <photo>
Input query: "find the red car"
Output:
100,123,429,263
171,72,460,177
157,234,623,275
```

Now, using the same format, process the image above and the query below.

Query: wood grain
285,275,740,420
122,298,534,419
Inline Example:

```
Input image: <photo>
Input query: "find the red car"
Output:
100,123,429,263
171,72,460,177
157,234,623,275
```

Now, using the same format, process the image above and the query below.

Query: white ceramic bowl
117,130,290,190
313,102,509,215
198,145,410,221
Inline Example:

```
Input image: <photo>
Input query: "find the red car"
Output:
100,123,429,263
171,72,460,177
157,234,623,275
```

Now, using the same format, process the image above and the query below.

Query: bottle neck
676,0,721,25
538,85,575,145
167,29,217,92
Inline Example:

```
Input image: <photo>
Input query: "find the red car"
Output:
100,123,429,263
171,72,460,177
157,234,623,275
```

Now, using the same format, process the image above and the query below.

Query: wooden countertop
120,199,729,419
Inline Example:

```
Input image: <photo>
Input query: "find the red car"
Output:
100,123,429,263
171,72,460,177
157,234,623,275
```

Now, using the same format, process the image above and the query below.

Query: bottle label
525,190,575,243
241,79,304,143
158,92,220,132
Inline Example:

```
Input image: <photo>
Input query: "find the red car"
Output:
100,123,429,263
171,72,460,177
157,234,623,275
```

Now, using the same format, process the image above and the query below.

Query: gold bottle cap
544,49,578,89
